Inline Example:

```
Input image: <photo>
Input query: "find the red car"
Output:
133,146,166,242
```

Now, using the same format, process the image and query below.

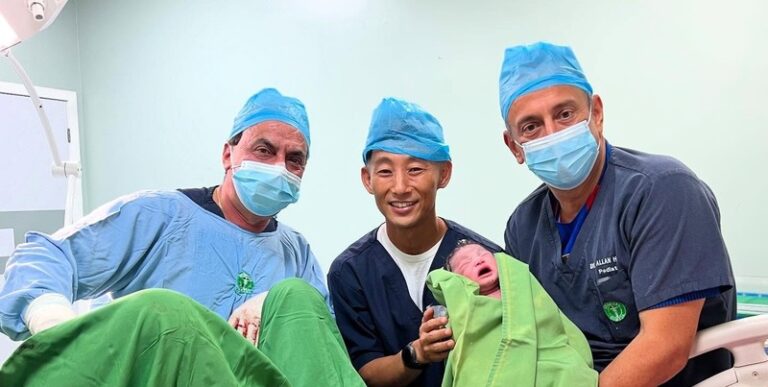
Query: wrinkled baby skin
448,244,501,299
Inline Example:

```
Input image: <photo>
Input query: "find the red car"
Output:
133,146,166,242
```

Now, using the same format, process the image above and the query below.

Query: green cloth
258,279,363,387
427,253,598,387
0,280,363,387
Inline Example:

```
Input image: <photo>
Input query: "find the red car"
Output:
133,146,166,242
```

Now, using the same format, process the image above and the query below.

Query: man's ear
503,130,525,165
222,143,233,172
591,94,605,137
361,165,374,194
437,161,453,189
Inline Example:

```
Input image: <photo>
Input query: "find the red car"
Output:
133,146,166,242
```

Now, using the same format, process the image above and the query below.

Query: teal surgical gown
0,190,329,340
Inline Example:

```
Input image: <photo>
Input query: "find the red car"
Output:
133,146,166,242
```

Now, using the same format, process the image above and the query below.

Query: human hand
228,291,268,346
29,313,75,335
24,293,77,335
412,306,455,363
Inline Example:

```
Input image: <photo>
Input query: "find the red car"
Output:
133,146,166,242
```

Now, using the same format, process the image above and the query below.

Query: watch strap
401,342,427,370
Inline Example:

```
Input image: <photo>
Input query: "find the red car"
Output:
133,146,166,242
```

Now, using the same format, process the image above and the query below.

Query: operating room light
0,0,68,52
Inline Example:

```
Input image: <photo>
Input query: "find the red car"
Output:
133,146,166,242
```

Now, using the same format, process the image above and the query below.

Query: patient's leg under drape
0,281,362,387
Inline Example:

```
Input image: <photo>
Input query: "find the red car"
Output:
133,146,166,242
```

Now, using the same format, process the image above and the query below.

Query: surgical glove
228,291,268,346
23,293,77,335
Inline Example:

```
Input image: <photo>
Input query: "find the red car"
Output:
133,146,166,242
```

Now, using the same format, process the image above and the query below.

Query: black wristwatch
402,341,427,370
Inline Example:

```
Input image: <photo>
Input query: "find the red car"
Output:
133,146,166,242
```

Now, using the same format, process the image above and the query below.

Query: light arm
2,49,81,177
2,0,79,224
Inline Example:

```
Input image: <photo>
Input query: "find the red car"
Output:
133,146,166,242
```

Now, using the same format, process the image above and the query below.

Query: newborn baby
429,241,599,387
444,241,501,299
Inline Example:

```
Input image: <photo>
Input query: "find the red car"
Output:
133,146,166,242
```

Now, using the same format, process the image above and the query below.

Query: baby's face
450,244,499,294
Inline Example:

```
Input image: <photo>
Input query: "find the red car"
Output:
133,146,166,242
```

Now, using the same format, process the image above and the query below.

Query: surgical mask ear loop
228,144,240,171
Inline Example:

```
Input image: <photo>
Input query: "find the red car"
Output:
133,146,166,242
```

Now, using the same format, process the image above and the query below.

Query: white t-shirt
377,224,442,311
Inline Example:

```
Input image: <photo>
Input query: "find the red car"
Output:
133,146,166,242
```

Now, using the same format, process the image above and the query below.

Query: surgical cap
229,88,311,148
362,97,451,164
498,42,592,124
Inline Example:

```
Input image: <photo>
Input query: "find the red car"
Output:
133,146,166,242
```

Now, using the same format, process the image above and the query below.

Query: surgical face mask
231,160,301,217
516,114,598,190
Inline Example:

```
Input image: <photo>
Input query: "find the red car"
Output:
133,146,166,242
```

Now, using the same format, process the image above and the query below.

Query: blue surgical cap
362,97,451,164
229,88,311,148
498,42,592,124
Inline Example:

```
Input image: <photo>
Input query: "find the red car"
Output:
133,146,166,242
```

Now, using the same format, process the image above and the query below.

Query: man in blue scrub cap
328,98,501,386
498,42,735,386
0,88,363,385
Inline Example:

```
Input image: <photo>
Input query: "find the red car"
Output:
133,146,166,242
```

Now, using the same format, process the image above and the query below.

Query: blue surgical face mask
231,159,302,217
516,113,598,190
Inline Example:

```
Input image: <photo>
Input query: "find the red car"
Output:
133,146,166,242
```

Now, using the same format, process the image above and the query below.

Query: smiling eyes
518,107,581,136
520,122,540,134
558,108,576,121
374,166,427,177
251,144,306,172
254,146,271,155
286,155,307,170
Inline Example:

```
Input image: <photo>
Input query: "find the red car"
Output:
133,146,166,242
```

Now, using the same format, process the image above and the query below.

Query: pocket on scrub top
594,268,640,342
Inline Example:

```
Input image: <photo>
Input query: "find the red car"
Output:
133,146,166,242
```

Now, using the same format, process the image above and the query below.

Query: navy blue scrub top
504,144,736,387
555,143,610,258
329,219,501,387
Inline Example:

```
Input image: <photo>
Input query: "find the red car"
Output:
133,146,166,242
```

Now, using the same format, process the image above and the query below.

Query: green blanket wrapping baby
427,252,598,387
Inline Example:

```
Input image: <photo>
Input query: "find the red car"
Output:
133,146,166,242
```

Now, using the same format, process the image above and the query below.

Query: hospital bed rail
690,314,768,386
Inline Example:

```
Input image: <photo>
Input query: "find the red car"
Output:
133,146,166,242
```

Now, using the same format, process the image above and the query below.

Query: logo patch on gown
235,271,255,295
603,301,627,322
